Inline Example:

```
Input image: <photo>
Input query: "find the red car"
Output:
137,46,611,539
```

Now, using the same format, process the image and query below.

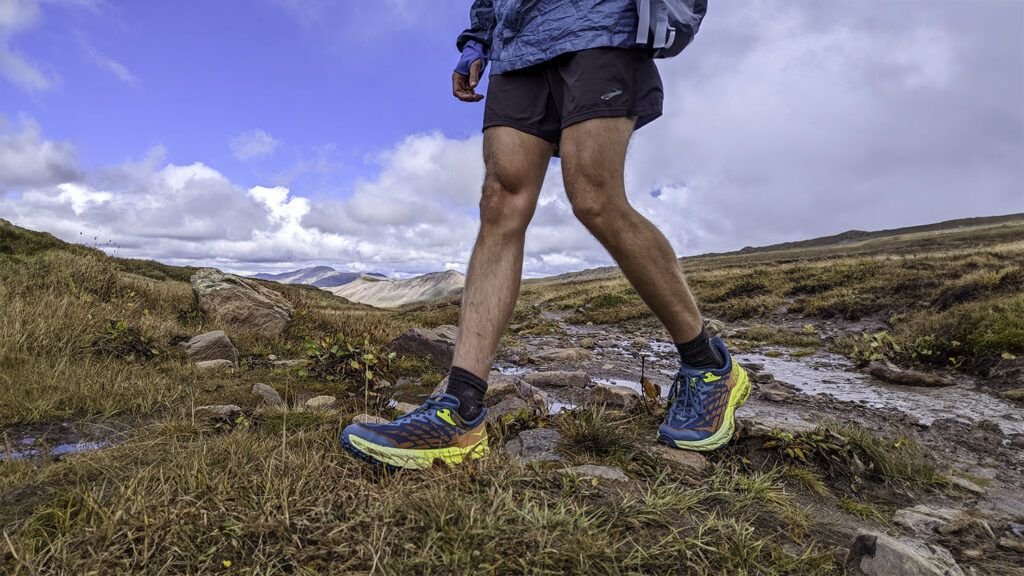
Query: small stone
505,428,564,463
531,348,593,363
521,370,590,388
751,371,774,384
961,549,983,560
704,319,727,336
557,464,628,482
267,354,278,361
432,324,459,342
601,364,614,370
485,376,549,407
251,383,284,406
197,404,242,419
580,337,597,349
485,397,528,425
184,331,238,363
632,338,649,349
586,321,594,326
759,381,794,402
352,414,388,425
588,384,640,410
272,359,306,367
305,395,337,410
393,402,419,414
651,444,710,472
195,359,234,371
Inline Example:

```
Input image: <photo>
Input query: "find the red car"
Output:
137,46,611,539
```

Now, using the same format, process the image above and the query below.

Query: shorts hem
482,118,561,144
561,106,663,130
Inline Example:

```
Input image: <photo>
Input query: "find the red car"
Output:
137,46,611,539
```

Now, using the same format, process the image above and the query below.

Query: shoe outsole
659,365,752,452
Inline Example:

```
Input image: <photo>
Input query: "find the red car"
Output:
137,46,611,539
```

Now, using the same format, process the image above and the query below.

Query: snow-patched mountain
327,270,465,308
252,266,385,288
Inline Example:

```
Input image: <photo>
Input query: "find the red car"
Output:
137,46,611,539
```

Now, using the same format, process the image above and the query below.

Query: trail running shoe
340,394,488,470
658,336,751,452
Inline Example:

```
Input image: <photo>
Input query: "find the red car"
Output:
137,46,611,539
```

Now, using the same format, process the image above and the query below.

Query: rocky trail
387,309,1024,575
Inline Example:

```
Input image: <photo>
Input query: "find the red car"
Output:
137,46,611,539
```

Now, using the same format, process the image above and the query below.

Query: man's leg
559,117,707,348
338,127,552,469
446,127,554,418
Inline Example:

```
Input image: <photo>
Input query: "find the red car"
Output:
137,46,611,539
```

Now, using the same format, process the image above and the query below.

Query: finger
469,59,481,88
453,72,470,99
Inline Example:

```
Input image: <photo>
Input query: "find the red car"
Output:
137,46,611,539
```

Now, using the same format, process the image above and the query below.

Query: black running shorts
482,47,664,156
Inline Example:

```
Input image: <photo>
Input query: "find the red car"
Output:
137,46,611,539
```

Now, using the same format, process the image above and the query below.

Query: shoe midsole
347,434,489,470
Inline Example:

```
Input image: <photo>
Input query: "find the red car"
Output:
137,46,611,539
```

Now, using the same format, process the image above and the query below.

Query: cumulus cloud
231,129,280,161
2,1,1021,278
0,115,82,190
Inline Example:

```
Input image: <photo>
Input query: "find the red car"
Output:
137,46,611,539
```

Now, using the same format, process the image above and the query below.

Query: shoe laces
397,395,456,422
667,372,704,420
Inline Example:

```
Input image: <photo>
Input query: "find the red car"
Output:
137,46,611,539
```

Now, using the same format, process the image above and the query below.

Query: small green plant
300,333,395,384
762,428,847,470
93,320,161,361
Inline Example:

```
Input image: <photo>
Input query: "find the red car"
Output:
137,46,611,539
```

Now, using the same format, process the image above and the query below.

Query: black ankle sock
675,327,725,369
444,366,487,422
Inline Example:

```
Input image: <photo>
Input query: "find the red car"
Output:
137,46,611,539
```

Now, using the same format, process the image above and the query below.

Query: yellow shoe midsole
348,434,489,470
671,366,752,452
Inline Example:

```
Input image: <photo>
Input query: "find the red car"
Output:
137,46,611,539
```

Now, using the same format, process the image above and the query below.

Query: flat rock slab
184,330,238,363
588,384,640,410
868,362,956,388
393,402,420,414
531,348,593,363
522,371,590,388
893,505,965,536
190,268,294,337
558,464,629,482
847,530,964,576
651,444,710,472
505,428,564,463
197,405,241,419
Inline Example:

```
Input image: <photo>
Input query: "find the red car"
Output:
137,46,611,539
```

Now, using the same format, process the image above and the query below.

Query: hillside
329,269,466,308
252,266,386,288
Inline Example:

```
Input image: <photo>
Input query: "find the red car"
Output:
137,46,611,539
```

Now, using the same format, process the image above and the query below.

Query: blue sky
1,1,1022,277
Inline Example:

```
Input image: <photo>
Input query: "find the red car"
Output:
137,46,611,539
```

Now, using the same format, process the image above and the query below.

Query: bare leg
560,117,703,343
452,127,554,379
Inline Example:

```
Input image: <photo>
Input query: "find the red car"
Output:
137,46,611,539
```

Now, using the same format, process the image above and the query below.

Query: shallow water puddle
733,350,1024,435
2,440,109,461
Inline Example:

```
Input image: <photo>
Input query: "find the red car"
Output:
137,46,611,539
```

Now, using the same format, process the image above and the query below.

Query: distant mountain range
327,270,465,308
250,266,465,308
251,266,386,288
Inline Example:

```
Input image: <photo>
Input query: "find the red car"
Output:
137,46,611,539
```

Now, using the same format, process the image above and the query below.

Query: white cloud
0,115,81,190
231,129,280,161
86,45,138,87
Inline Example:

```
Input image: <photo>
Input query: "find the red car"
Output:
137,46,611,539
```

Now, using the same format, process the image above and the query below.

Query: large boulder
183,330,238,363
846,531,964,576
389,327,455,370
190,269,293,337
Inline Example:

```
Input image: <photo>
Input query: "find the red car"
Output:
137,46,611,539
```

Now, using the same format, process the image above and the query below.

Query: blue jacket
457,0,640,75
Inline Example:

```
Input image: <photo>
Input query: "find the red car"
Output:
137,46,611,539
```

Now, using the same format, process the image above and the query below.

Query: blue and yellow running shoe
340,394,488,470
658,336,751,452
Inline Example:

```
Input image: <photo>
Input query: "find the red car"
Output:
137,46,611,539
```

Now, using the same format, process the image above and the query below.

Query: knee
570,193,630,230
478,177,534,236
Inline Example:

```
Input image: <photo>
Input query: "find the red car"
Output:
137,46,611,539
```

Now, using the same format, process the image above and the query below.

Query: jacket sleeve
456,0,496,52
